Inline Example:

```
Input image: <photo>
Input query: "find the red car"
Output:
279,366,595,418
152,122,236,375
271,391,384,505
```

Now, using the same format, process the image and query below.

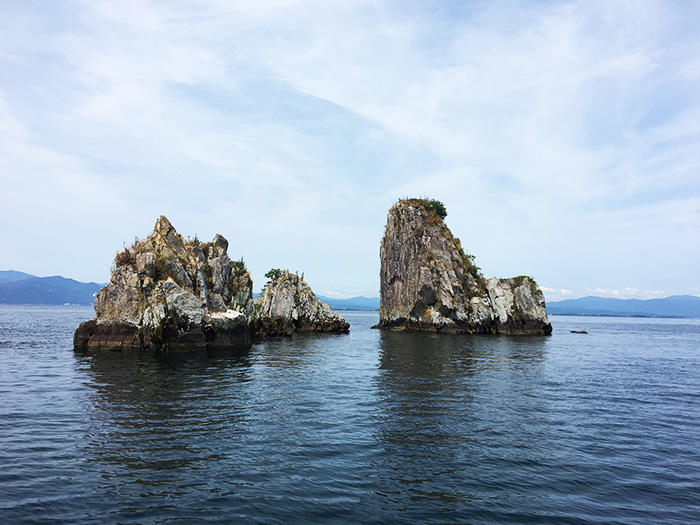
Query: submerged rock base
73,312,252,352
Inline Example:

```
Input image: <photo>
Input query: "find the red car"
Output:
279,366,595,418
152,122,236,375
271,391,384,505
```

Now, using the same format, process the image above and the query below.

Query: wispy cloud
583,287,669,300
0,0,698,297
542,286,671,302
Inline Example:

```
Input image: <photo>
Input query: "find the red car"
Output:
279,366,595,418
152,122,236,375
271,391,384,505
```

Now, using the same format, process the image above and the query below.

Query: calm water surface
0,305,698,523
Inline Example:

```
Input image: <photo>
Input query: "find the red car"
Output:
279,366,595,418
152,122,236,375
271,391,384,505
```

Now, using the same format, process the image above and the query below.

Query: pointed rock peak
212,234,228,253
154,215,175,235
149,215,186,256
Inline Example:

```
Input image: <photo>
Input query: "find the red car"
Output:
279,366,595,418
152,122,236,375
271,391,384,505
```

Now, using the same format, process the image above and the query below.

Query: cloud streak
1,0,698,299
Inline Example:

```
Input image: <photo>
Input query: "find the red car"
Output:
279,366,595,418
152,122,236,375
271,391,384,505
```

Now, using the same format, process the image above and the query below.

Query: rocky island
376,198,552,335
255,270,350,337
74,216,348,351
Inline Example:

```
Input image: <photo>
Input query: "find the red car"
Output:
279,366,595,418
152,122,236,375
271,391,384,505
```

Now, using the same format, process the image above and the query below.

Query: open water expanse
0,305,698,524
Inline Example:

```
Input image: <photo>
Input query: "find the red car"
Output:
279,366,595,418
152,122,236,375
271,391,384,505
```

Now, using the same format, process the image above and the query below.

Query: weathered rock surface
255,271,350,337
377,199,552,335
74,216,254,351
74,217,351,351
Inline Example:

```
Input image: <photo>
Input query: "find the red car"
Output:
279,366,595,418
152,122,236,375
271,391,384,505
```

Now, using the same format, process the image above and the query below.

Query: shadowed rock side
255,271,350,337
377,199,552,335
74,216,254,351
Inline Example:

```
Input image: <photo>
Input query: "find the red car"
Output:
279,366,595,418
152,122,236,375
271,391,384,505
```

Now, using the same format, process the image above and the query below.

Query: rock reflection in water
371,330,549,516
2,308,698,523
78,348,254,484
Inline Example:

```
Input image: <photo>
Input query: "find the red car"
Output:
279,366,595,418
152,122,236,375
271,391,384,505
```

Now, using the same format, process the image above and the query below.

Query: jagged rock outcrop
377,199,552,335
255,271,350,337
74,217,351,351
74,216,254,351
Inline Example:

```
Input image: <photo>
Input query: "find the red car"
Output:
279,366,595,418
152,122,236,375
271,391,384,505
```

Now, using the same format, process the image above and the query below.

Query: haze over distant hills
314,296,380,311
250,292,380,311
2,270,700,318
0,270,36,283
546,295,700,318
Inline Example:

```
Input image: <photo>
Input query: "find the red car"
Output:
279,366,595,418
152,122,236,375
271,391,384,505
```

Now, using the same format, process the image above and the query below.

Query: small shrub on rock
400,197,448,219
115,249,135,267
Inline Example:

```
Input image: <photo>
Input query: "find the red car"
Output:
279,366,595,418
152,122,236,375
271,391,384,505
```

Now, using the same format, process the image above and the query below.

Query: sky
1,0,699,301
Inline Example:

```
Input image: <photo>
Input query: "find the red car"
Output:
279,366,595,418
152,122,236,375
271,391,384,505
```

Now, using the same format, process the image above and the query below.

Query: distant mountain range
0,271,104,305
318,294,700,317
2,270,699,318
546,295,700,318
250,292,380,311
0,270,36,282
316,295,380,311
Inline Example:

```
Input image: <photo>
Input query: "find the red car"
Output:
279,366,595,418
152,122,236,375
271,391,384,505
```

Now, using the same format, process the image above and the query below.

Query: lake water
0,305,698,523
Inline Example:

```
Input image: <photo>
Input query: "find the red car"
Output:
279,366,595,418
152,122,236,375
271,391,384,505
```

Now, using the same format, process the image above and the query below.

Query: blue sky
1,0,699,300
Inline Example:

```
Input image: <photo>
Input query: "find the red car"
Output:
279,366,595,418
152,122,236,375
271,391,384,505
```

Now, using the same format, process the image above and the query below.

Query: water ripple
0,306,699,523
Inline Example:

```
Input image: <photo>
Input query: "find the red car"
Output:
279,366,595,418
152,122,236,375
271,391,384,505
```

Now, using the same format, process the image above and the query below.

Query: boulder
376,199,552,335
255,271,350,337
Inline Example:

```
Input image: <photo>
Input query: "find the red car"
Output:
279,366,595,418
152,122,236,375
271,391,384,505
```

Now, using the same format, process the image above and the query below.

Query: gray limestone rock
74,216,254,351
377,199,551,335
255,271,350,337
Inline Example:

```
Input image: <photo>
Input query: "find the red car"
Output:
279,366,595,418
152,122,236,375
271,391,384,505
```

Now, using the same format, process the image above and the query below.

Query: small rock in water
255,271,350,337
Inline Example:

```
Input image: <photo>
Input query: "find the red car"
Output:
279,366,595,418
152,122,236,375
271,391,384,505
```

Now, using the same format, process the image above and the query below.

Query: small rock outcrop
377,199,552,335
255,271,350,337
74,216,254,351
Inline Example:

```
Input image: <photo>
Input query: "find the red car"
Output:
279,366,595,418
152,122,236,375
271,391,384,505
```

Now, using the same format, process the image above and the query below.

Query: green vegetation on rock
231,258,246,274
400,197,447,219
511,275,543,297
115,249,135,267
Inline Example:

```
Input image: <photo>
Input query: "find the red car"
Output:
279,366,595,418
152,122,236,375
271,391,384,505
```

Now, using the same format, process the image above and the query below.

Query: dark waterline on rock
1,305,699,523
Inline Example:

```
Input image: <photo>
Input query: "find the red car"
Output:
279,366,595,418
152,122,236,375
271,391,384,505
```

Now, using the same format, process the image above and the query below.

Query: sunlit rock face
74,216,254,351
255,271,350,337
377,199,552,335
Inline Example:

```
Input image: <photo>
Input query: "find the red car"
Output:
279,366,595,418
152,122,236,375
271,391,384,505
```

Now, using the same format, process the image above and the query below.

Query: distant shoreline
2,303,700,320
549,312,696,319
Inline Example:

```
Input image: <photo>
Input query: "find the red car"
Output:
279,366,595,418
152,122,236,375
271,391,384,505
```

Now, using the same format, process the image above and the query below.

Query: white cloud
583,287,669,300
542,285,673,302
0,0,698,298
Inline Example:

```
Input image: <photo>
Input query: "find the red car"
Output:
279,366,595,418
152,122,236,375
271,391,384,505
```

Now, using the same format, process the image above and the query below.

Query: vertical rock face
378,199,552,335
255,271,350,337
74,216,254,351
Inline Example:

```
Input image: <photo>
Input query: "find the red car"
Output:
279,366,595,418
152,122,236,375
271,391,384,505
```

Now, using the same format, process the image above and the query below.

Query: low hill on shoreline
547,295,700,318
0,271,103,305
